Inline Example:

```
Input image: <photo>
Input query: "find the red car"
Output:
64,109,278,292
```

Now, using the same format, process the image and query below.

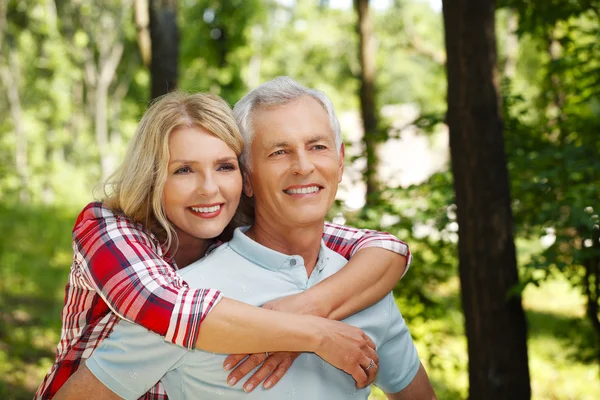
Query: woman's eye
218,163,237,172
174,166,192,174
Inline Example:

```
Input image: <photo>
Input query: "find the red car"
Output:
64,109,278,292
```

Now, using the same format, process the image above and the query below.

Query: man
56,77,436,399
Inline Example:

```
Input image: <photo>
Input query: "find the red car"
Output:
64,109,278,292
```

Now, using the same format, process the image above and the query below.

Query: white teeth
191,205,221,213
285,186,320,194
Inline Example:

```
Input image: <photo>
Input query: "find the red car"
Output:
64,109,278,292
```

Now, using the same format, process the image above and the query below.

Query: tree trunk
135,0,151,67
354,0,380,207
96,43,125,181
0,49,29,202
503,10,518,80
442,1,531,398
149,0,178,100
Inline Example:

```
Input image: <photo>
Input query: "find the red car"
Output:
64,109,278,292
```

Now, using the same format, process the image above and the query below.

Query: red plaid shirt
35,202,410,399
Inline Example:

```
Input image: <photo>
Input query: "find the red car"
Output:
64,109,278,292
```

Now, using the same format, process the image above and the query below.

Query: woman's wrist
263,290,330,318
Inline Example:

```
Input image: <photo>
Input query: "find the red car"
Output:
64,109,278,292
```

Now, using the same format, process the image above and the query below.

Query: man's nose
290,151,315,175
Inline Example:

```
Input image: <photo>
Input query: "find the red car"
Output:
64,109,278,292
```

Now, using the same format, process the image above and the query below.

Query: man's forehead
251,97,332,140
252,97,328,122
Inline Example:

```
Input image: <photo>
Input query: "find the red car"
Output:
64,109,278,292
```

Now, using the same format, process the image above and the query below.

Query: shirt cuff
165,288,223,349
353,238,412,278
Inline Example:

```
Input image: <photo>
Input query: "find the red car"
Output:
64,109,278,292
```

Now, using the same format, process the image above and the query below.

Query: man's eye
270,150,286,157
218,163,237,171
174,166,192,174
312,145,327,150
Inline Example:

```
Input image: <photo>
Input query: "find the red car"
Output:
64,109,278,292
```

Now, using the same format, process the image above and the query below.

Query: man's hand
220,295,321,392
223,352,300,392
222,297,379,390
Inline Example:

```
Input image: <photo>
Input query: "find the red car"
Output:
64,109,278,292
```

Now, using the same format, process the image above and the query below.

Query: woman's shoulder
73,201,157,245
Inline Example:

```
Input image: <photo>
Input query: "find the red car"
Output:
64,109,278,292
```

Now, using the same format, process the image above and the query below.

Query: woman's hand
223,316,379,391
313,318,380,388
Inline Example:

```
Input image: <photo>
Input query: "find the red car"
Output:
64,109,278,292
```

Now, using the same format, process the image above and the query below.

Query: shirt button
290,259,297,266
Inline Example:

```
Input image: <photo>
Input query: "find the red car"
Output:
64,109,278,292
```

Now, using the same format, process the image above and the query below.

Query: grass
0,203,598,399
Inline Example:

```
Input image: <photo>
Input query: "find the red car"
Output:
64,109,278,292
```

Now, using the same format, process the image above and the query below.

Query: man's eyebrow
306,135,332,145
265,135,333,150
264,140,290,150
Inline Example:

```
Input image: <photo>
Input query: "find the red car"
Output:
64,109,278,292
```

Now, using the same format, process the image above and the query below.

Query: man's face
245,96,344,228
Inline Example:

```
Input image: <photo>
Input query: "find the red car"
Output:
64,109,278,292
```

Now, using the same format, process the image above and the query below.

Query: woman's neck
172,239,210,269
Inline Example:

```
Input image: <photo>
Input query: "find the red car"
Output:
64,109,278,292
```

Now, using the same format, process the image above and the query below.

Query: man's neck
246,217,324,277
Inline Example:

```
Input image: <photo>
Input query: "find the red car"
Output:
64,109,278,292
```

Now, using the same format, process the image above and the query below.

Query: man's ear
338,143,345,183
242,170,254,197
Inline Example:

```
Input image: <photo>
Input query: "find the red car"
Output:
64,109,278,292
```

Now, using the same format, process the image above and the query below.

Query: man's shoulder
178,243,236,277
320,242,348,270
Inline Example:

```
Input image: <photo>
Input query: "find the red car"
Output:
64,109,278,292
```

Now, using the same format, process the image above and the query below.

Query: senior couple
53,77,436,399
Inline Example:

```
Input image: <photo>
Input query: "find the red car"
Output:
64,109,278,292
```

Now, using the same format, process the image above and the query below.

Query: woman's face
163,125,243,249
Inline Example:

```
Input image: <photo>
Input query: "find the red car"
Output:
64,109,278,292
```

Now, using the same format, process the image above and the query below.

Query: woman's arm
310,222,411,319
54,303,379,400
77,205,389,358
74,204,219,350
223,223,411,390
269,247,407,320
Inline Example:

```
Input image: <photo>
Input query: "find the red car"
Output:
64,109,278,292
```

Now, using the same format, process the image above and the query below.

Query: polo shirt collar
229,227,328,273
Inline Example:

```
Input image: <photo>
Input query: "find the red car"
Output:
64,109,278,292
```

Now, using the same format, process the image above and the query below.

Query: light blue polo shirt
86,227,420,399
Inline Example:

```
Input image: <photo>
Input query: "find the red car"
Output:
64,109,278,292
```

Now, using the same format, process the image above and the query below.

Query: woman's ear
242,170,254,197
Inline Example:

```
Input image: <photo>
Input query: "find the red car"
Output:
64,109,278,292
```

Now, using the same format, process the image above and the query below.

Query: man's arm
385,363,437,400
55,301,379,400
54,365,121,400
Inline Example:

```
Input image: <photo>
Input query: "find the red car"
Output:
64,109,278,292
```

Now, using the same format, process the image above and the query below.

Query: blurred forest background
1,0,599,399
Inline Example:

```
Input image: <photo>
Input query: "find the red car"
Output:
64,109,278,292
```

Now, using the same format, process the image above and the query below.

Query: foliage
1,0,600,398
499,0,600,359
0,203,74,398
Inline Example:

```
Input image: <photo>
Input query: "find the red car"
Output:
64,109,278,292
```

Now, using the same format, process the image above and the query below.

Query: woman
38,91,411,399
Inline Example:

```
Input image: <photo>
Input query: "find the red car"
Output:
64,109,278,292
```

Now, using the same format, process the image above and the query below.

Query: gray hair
233,76,343,169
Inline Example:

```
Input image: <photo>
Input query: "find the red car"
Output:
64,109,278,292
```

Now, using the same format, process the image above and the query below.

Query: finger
357,352,378,388
365,363,379,387
223,354,248,371
363,334,377,351
226,353,267,387
351,365,369,389
243,352,295,392
263,353,299,389
365,347,379,367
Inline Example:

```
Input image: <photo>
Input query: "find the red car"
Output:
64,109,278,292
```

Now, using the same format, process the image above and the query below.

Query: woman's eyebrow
214,157,239,164
169,159,197,165
169,157,238,165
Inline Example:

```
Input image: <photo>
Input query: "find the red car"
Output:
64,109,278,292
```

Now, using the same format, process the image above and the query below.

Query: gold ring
365,359,374,370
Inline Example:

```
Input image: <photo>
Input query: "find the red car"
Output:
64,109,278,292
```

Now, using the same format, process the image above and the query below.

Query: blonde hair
103,91,244,250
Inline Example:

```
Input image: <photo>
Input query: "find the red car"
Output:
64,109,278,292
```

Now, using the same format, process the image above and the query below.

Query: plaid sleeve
322,222,412,277
73,203,221,349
